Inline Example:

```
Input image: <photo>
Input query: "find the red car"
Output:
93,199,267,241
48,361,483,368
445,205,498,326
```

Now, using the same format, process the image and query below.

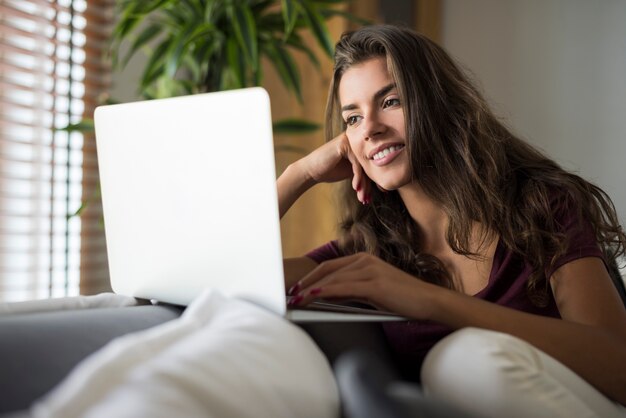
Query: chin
374,176,411,192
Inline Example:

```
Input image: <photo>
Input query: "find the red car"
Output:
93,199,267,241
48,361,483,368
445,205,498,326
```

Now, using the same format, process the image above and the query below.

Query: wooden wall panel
416,0,442,42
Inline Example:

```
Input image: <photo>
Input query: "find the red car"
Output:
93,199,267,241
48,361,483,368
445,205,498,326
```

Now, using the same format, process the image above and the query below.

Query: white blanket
31,290,339,418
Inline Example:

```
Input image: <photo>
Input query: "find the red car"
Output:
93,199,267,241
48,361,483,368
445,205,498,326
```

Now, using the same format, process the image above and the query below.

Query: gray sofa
2,260,623,417
0,303,396,416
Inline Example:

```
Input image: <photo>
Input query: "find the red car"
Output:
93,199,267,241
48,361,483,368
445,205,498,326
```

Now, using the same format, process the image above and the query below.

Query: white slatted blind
0,0,113,302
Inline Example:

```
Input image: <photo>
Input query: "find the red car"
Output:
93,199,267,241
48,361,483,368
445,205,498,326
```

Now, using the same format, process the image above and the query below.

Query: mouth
368,143,405,166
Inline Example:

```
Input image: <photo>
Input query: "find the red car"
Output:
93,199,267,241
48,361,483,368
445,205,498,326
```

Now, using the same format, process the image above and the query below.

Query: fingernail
309,288,322,296
287,283,300,296
288,295,303,306
356,183,361,192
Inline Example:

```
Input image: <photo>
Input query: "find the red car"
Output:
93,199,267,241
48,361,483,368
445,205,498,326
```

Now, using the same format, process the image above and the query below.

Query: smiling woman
0,0,114,301
278,24,626,417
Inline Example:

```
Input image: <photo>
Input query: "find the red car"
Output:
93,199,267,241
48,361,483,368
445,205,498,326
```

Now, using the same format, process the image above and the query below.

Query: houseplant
110,0,363,132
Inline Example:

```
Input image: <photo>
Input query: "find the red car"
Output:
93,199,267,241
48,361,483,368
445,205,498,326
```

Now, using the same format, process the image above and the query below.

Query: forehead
338,57,393,106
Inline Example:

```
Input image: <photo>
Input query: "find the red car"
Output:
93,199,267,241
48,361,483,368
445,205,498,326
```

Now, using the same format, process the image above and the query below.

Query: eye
345,115,362,126
383,97,400,108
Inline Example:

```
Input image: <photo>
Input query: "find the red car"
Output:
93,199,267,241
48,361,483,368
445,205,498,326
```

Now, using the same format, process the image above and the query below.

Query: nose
361,111,386,141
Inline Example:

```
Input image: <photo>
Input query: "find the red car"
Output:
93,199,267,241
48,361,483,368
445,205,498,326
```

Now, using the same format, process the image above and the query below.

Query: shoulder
545,190,605,277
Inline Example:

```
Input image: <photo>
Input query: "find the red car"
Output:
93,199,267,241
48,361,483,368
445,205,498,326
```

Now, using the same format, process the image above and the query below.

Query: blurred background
1,0,624,302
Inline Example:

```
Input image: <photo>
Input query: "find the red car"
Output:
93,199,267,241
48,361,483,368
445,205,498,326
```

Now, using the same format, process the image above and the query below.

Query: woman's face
338,57,411,191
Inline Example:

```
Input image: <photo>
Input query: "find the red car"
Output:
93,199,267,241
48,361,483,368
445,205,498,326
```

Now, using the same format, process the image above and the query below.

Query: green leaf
227,3,259,71
181,0,204,15
273,118,320,134
281,0,298,40
264,40,302,102
138,0,176,15
182,53,202,84
122,23,163,67
186,22,218,44
226,37,246,88
178,79,198,95
252,61,263,86
204,0,223,22
154,75,180,98
56,119,95,133
297,0,333,57
258,11,287,33
113,13,140,41
165,23,197,77
140,39,172,90
68,184,101,218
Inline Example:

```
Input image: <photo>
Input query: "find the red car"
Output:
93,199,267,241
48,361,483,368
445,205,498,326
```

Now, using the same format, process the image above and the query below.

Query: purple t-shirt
305,197,604,381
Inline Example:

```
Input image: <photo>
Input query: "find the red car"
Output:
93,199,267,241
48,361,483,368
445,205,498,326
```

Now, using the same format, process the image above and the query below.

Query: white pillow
32,289,340,418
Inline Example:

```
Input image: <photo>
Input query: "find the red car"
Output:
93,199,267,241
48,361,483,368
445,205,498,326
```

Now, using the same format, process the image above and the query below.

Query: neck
397,182,498,258
397,183,449,253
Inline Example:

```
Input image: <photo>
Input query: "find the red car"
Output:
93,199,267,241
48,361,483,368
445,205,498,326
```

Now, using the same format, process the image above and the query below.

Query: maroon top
306,196,605,381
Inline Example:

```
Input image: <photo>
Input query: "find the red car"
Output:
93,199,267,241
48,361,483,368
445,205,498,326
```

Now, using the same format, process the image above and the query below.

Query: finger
346,150,368,203
292,253,365,292
336,134,362,195
361,176,373,205
293,271,384,309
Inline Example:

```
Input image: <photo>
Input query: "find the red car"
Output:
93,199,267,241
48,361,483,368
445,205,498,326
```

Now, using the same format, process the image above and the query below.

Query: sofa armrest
0,305,182,413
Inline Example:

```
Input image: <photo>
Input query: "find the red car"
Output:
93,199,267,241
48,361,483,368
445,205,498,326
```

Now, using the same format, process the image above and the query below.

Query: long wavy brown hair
325,25,625,305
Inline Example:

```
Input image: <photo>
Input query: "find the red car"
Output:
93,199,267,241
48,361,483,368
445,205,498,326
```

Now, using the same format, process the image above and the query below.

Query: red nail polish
356,184,361,192
309,288,322,296
288,295,303,306
288,283,300,296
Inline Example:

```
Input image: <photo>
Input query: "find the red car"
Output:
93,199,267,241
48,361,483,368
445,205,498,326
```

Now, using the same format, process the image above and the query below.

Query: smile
372,145,404,160
369,144,405,166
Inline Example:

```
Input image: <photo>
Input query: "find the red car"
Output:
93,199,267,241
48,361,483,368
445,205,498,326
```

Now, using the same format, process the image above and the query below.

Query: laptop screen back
94,88,286,314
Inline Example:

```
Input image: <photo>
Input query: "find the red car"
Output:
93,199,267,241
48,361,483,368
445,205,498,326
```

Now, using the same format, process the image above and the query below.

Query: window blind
0,0,114,302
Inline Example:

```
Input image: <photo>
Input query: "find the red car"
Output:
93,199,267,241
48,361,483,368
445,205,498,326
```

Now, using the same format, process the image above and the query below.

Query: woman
277,25,626,417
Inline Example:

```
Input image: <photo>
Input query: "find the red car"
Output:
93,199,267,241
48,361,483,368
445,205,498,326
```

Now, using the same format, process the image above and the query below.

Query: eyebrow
341,83,397,112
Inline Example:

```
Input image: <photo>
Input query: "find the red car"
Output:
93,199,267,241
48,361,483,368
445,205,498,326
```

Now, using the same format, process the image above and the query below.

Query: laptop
94,87,405,322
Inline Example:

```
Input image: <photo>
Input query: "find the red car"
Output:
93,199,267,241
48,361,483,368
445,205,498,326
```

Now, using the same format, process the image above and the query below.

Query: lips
368,143,405,166
368,143,405,160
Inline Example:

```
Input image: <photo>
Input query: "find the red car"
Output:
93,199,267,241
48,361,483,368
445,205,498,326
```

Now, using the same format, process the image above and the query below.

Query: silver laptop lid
94,88,285,314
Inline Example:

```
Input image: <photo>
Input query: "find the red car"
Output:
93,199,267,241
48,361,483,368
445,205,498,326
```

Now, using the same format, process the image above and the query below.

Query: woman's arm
291,254,626,403
277,133,362,288
277,161,317,219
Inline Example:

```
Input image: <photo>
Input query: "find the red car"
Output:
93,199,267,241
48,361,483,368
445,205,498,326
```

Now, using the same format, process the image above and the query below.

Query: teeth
373,145,403,160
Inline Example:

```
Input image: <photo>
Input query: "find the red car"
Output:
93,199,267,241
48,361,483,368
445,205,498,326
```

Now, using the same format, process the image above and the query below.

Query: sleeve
305,241,343,264
545,194,605,279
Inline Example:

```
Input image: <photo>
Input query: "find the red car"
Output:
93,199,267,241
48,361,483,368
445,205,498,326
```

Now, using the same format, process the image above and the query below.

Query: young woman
277,25,626,417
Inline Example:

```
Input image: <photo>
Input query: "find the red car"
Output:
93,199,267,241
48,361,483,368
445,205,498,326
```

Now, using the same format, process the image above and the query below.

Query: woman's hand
287,253,439,319
299,132,371,203
277,133,372,218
